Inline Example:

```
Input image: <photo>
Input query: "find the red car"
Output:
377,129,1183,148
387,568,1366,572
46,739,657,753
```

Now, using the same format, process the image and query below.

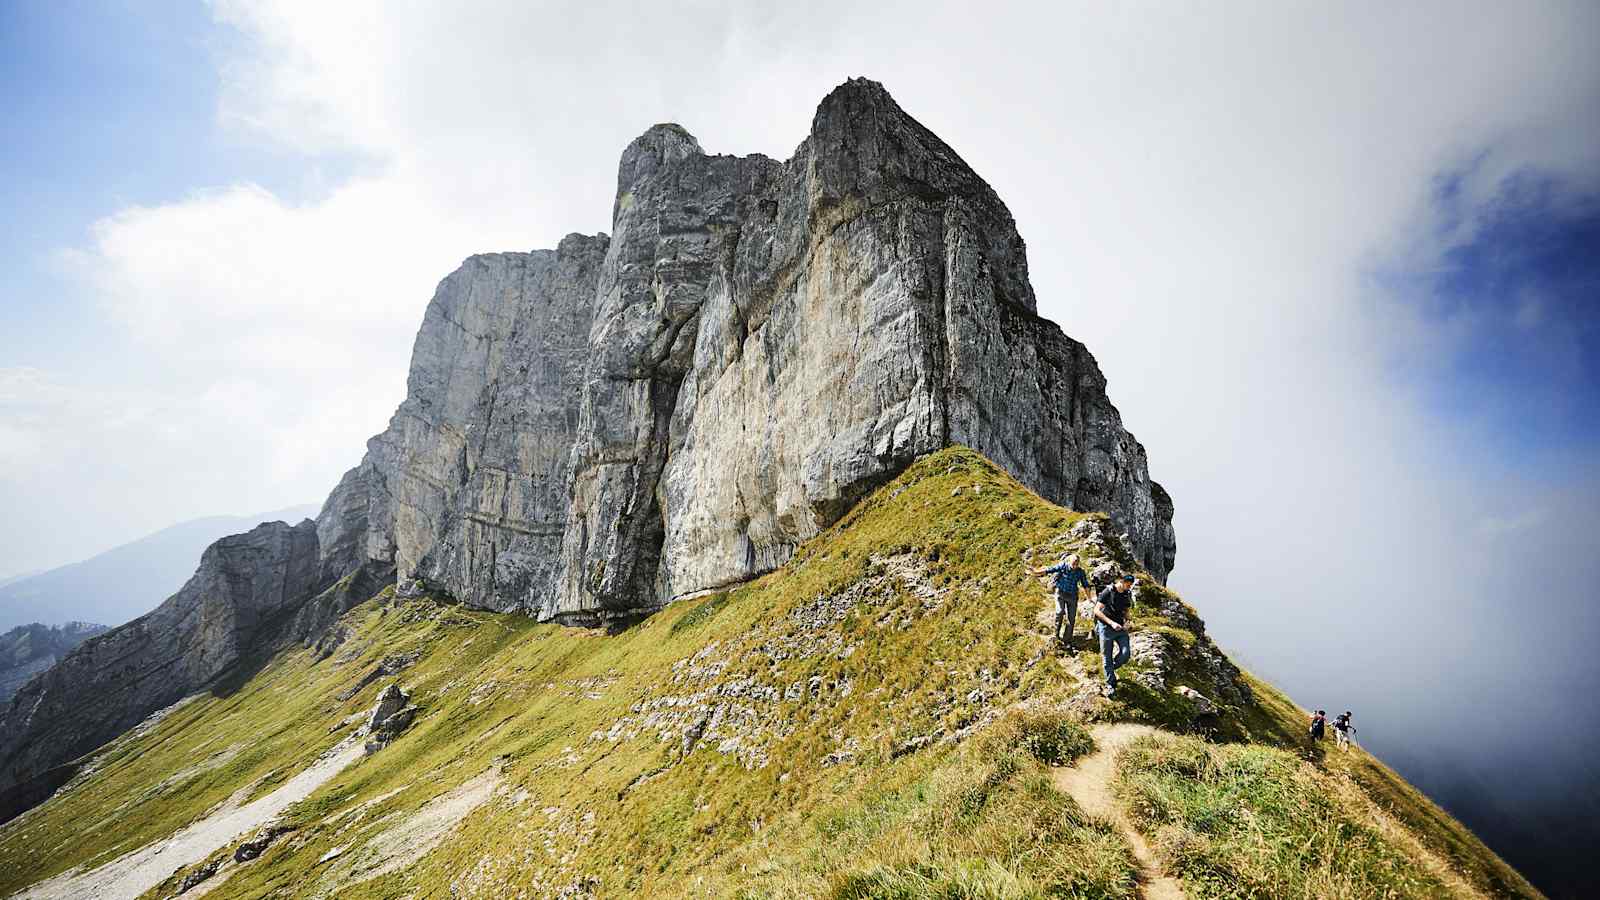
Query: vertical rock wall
324,77,1176,624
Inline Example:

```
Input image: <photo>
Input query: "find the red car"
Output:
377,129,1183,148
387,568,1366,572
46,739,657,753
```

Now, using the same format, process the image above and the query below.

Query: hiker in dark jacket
1093,573,1135,695
1333,711,1355,749
1309,710,1327,742
1029,553,1091,648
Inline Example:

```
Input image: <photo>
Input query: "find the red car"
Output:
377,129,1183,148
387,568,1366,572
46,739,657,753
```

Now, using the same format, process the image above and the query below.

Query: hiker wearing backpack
1093,572,1135,696
1029,553,1091,649
1309,710,1327,744
1334,711,1356,749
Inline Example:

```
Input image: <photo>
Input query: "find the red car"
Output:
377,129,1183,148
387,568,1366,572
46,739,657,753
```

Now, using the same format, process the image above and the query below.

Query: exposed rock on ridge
328,77,1175,624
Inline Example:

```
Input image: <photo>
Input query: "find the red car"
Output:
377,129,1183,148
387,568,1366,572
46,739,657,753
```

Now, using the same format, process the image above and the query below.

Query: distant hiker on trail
1093,572,1135,695
1029,553,1091,649
1309,709,1327,744
1334,711,1356,749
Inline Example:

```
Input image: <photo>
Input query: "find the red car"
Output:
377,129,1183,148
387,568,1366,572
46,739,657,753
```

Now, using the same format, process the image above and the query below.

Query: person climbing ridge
1093,572,1135,696
1028,553,1091,649
1334,710,1356,749
1309,709,1327,745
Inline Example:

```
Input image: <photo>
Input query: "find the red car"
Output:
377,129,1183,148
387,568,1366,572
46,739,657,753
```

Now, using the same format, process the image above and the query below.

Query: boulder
1176,685,1219,717
365,684,408,733
234,825,292,862
363,685,417,753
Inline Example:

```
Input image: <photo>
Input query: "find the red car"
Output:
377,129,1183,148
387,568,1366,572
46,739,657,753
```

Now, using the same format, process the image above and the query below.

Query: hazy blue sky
1,1,1597,893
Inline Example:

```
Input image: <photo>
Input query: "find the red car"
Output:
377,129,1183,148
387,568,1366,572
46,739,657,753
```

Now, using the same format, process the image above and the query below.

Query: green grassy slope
0,447,1538,899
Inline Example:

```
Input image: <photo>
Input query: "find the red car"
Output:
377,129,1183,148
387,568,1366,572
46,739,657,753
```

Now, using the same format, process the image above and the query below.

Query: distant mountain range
0,505,319,632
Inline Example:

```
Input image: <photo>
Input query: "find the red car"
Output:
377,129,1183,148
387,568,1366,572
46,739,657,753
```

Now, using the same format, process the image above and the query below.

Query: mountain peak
615,121,704,208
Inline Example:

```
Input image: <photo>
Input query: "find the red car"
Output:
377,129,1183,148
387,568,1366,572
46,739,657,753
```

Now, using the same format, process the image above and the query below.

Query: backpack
1309,718,1325,739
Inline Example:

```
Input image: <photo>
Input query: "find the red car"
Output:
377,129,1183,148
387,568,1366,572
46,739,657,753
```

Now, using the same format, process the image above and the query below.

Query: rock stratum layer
0,78,1171,798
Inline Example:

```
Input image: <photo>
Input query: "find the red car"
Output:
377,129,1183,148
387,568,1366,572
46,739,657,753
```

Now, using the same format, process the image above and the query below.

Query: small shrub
984,709,1094,766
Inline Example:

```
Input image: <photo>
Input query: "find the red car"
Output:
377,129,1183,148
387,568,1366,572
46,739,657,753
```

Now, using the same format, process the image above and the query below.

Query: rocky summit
340,77,1174,627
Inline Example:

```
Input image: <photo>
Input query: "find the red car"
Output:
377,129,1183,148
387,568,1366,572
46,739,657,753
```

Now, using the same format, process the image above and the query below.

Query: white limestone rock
330,78,1177,624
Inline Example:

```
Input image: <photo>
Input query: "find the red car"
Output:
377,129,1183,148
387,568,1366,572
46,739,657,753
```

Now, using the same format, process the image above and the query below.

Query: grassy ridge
0,447,1538,898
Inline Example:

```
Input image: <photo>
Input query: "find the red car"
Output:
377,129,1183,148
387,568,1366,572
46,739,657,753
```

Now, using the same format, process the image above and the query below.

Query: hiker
1333,711,1356,749
1309,709,1327,744
1093,572,1135,695
1028,553,1091,648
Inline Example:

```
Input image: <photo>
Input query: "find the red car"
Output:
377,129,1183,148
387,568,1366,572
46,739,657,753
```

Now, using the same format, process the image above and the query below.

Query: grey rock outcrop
322,77,1175,624
0,621,107,703
362,684,416,753
364,684,407,733
233,825,292,862
0,519,391,797
350,238,610,612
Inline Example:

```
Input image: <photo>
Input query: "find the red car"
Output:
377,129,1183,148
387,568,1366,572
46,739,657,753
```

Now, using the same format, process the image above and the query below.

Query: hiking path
1051,722,1185,900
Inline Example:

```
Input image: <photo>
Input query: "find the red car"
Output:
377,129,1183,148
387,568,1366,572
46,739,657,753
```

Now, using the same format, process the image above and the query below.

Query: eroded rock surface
0,622,107,703
324,77,1175,625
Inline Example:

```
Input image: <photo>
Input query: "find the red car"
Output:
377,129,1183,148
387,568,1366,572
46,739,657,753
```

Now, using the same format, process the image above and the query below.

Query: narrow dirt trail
16,736,364,900
1051,723,1186,900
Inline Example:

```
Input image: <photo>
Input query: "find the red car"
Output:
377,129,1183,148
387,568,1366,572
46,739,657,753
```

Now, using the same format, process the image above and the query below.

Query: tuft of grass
983,709,1095,767
668,590,732,634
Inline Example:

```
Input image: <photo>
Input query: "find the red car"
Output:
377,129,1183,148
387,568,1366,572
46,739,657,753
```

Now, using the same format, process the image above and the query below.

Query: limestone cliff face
344,237,610,614
325,78,1175,623
0,78,1175,800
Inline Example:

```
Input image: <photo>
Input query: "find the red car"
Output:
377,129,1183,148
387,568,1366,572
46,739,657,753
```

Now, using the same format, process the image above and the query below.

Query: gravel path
16,736,364,900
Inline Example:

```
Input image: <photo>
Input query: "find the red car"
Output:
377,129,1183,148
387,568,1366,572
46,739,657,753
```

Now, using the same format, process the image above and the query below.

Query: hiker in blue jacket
1029,553,1091,649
